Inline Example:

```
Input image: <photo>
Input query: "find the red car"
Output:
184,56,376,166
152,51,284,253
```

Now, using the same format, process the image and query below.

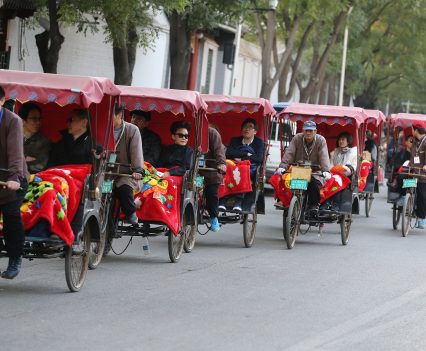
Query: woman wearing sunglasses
159,121,193,177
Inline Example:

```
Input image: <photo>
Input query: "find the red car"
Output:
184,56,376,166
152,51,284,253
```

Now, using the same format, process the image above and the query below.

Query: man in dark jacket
48,109,95,167
130,110,161,166
0,86,29,279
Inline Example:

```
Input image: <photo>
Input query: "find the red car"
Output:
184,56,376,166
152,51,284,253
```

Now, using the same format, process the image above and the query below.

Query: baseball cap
303,120,317,130
413,121,426,129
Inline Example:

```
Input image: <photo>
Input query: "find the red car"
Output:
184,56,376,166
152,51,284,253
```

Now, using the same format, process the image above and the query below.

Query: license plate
290,179,308,190
108,153,117,163
402,178,417,188
196,176,204,188
102,179,113,193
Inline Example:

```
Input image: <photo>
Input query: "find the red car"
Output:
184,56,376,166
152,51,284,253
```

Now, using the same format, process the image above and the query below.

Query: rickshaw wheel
183,222,197,253
168,218,186,263
340,214,351,245
401,193,414,237
365,193,374,217
88,230,106,270
285,196,300,249
65,224,91,292
392,203,401,230
243,211,257,248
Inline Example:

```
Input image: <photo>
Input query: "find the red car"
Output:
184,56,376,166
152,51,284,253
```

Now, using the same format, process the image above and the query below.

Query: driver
276,120,331,211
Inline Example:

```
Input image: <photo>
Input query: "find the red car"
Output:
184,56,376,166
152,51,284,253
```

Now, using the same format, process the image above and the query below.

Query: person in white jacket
330,132,358,176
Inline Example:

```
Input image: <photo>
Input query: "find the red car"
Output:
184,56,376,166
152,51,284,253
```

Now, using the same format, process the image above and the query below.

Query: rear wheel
392,203,401,230
88,229,106,270
168,217,186,263
340,214,352,245
285,196,301,249
183,221,197,253
365,193,373,217
65,224,91,292
243,211,257,248
402,193,414,237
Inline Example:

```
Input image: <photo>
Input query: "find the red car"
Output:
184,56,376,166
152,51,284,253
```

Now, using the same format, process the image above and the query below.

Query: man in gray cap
276,120,331,210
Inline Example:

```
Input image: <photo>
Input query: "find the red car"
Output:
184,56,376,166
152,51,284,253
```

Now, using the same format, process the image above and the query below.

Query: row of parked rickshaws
0,70,394,292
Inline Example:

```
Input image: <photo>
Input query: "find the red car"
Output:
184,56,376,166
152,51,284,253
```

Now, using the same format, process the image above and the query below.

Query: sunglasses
175,133,189,139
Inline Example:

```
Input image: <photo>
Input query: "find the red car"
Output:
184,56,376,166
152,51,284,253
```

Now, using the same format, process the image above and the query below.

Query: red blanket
218,160,252,198
21,165,91,245
269,166,351,208
135,164,182,236
359,160,373,192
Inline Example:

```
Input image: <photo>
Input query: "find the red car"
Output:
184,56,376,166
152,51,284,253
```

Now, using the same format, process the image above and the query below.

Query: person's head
131,110,151,130
405,135,414,151
336,131,353,148
113,104,124,128
68,109,89,138
302,120,317,142
170,121,191,146
241,118,258,140
412,121,426,139
19,103,42,135
0,86,5,106
366,129,374,140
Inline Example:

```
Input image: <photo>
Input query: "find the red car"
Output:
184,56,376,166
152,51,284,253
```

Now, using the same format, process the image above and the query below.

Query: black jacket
159,144,193,176
48,130,95,167
141,127,161,165
226,136,265,169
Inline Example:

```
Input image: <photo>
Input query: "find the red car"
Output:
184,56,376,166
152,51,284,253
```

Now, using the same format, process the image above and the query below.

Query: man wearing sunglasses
158,121,193,177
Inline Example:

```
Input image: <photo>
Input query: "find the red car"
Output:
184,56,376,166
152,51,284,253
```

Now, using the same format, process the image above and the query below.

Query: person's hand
322,171,332,180
247,153,252,157
234,158,241,162
343,165,351,173
423,165,426,172
403,160,410,167
6,180,20,191
132,172,142,180
163,171,171,178
217,164,227,174
25,156,36,162
275,167,286,175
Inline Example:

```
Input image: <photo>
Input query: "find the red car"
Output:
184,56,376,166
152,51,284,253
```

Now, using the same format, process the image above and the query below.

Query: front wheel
401,192,414,237
65,224,91,292
243,211,257,248
340,214,352,245
365,193,373,217
168,217,186,263
392,203,401,230
183,221,197,253
285,196,301,249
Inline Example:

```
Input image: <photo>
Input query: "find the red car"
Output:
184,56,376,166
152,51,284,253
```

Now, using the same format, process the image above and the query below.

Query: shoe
1,256,22,279
397,196,405,208
210,217,220,232
274,201,285,209
417,219,425,229
330,203,340,212
308,204,320,212
232,205,242,213
319,202,331,211
218,205,226,212
127,212,139,225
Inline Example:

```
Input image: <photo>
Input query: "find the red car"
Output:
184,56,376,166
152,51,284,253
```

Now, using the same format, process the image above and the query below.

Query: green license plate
196,176,204,188
102,179,113,193
402,178,417,188
290,179,308,190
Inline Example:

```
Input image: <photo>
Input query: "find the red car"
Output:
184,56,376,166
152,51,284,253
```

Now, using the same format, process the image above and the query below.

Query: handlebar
0,180,23,191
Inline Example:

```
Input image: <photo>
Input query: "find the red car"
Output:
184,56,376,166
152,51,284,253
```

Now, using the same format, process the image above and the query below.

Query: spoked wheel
285,196,301,249
183,221,197,253
243,211,257,248
89,195,110,269
365,193,374,217
392,203,401,230
340,214,352,245
402,193,415,237
168,217,186,263
65,224,91,292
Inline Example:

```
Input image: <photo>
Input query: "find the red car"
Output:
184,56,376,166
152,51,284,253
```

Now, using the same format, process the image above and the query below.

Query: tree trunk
35,0,64,73
327,74,337,105
318,74,328,105
168,10,192,90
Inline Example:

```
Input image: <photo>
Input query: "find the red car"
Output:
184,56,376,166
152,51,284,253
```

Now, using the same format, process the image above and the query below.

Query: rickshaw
102,86,208,263
0,69,119,291
386,113,426,236
275,103,367,249
196,94,274,248
360,109,386,217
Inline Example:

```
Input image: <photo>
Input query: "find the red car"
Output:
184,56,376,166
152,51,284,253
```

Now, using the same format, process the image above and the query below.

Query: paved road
2,188,426,351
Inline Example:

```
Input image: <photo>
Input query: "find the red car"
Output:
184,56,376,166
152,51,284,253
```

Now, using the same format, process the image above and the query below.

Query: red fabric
218,160,252,198
359,160,373,192
319,167,351,202
269,173,293,207
135,172,182,236
21,165,91,245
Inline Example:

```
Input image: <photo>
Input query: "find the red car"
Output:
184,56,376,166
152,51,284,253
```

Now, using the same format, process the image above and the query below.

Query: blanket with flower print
218,160,252,198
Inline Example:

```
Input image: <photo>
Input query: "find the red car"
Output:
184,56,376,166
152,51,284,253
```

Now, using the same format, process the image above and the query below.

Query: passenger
391,135,414,207
276,120,331,211
200,126,226,232
219,118,265,212
130,110,161,166
19,102,50,173
365,130,378,164
112,105,143,226
158,121,193,177
330,132,358,176
0,85,29,279
48,109,95,167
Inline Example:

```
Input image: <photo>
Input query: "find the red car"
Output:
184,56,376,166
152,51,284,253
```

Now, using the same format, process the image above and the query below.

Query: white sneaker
218,205,226,212
232,206,242,213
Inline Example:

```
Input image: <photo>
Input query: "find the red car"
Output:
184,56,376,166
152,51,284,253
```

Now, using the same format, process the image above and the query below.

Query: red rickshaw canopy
391,113,426,128
365,109,386,126
0,69,120,108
